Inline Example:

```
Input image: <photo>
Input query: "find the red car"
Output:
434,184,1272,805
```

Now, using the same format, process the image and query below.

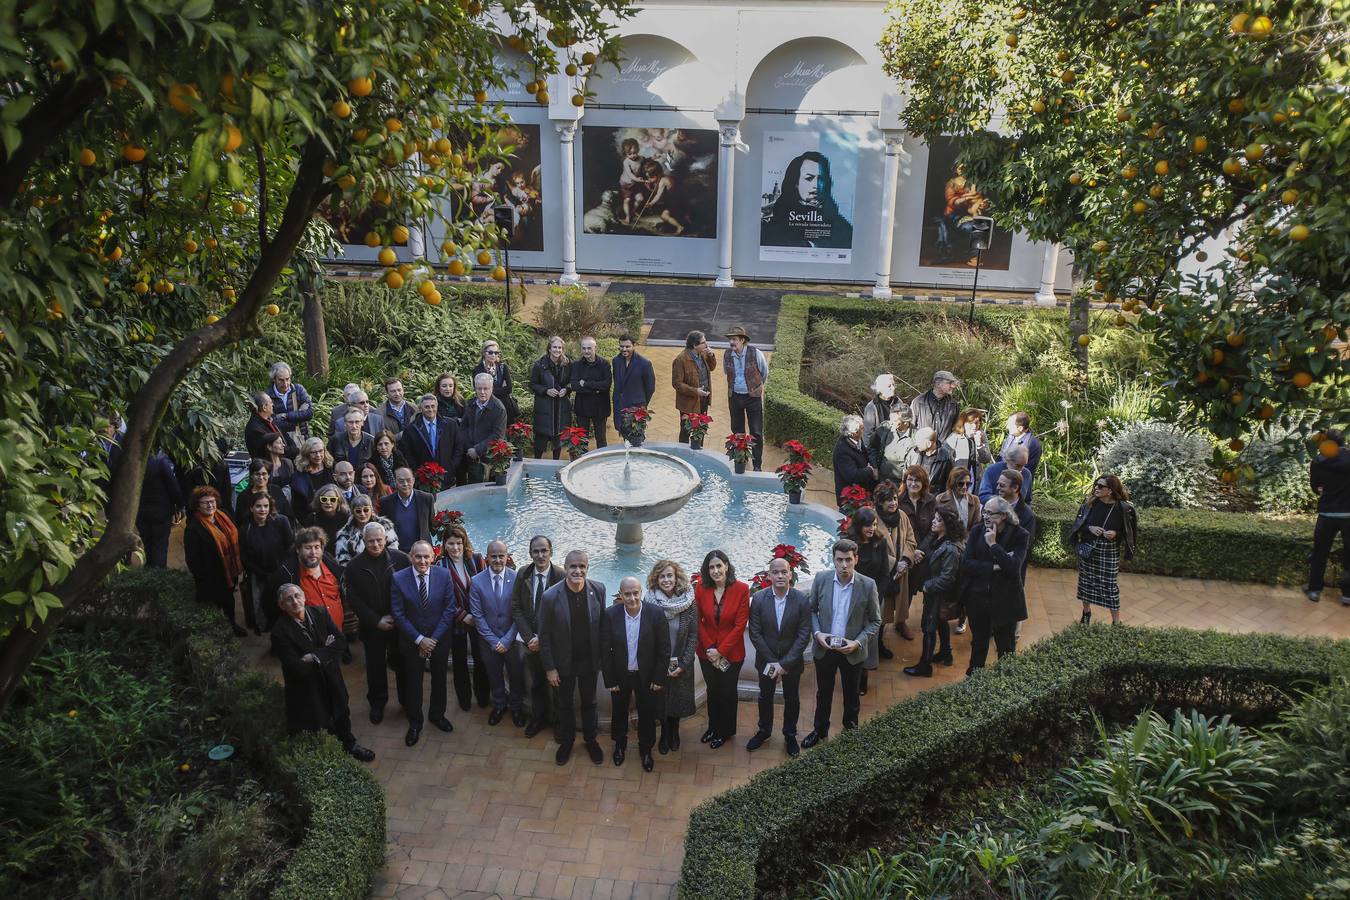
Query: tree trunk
302,273,329,380
0,139,334,713
1069,289,1090,375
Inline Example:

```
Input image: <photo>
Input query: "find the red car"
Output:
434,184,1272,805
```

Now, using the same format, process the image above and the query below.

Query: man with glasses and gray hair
910,370,961,442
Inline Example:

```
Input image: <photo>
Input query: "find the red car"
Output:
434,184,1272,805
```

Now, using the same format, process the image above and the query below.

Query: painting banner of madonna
451,123,544,252
580,126,718,239
758,130,857,264
917,136,1012,270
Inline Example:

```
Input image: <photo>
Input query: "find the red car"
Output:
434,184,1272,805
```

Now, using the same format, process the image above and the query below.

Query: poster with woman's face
449,123,544,252
758,130,858,264
918,136,1012,270
580,126,719,239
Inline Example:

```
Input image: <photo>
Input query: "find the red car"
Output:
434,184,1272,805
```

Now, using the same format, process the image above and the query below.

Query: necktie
493,574,502,602
534,573,544,613
418,573,429,609
427,421,437,455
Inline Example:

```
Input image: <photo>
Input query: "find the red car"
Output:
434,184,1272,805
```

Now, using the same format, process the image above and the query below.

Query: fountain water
559,443,702,546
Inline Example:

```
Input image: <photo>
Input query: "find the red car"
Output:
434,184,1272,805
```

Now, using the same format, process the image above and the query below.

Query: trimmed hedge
766,295,1330,587
678,626,1350,899
92,570,386,900
608,290,646,339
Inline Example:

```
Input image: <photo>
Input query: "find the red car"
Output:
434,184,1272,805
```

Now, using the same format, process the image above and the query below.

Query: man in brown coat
672,330,717,444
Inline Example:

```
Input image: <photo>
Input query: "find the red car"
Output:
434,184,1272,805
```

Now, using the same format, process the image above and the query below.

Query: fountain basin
559,448,701,538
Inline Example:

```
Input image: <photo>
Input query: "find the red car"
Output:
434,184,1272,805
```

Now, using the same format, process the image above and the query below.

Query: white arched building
343,0,1075,299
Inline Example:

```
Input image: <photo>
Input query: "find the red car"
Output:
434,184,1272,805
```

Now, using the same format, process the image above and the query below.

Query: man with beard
760,150,853,249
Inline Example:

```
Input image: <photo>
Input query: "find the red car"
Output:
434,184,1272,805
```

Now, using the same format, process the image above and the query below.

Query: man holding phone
746,557,812,756
802,539,881,749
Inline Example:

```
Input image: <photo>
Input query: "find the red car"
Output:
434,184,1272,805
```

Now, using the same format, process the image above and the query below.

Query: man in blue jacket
390,541,456,746
611,334,656,446
469,540,525,726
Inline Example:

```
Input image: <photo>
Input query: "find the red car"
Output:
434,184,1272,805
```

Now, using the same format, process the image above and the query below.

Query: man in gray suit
746,557,812,756
469,540,525,727
802,539,880,748
537,549,606,766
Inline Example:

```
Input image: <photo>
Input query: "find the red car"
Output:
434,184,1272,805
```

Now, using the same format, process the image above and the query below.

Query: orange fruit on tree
363,231,381,248
491,265,506,281
1257,403,1275,420
1076,334,1092,347
397,262,412,276
1005,33,1018,48
571,94,584,107
265,303,280,316
231,200,246,215
1121,164,1138,179
205,237,218,250
133,281,149,295
332,100,351,119
337,174,356,189
1222,158,1243,177
1229,438,1245,451
1191,135,1208,153
1244,143,1265,161
105,245,122,262
384,270,404,289
348,75,373,97
219,73,235,99
1153,160,1169,176
1291,371,1313,388
184,238,198,253
1229,12,1250,34
1220,468,1238,484
582,51,597,66
425,289,442,306
1319,439,1341,458
448,258,466,276
223,287,236,299
1324,324,1342,341
418,279,437,299
1030,99,1046,114
1248,15,1273,37
535,89,550,105
378,247,396,267
167,82,199,114
122,143,146,163
1210,348,1225,365
391,224,410,244
1149,184,1164,199
565,62,579,76
1229,391,1244,405
1228,97,1247,114
1225,332,1245,348
1288,224,1310,241
206,314,220,324
476,250,493,266
434,137,452,154
1060,69,1075,84
1281,188,1299,204
78,148,96,167
473,89,488,104
385,117,402,132
1091,240,1109,253
1068,172,1082,185
222,125,243,153
1132,201,1147,214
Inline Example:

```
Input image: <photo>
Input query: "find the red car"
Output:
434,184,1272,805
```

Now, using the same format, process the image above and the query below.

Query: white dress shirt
624,605,642,671
773,589,789,630
830,576,854,639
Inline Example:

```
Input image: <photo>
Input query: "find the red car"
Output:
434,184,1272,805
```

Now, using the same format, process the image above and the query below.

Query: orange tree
879,0,1348,460
0,0,630,710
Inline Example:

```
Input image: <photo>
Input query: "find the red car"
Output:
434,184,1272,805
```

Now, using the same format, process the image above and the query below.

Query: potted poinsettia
838,483,872,517
431,509,465,545
558,425,590,461
415,461,447,492
682,412,712,449
782,439,812,464
484,438,514,485
506,421,532,460
725,432,756,474
776,460,812,504
621,405,651,446
748,543,810,592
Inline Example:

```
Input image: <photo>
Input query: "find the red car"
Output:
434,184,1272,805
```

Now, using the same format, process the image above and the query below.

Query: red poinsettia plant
749,543,811,590
838,483,872,517
415,462,446,492
558,425,590,461
431,509,464,545
782,439,812,464
681,411,712,443
837,515,853,537
621,405,651,444
725,432,756,464
776,460,812,493
506,421,532,456
484,438,514,473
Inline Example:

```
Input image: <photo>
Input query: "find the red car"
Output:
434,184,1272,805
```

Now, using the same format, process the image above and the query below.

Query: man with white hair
329,388,386,439
264,361,314,453
862,373,896,449
904,426,955,492
832,414,878,504
910,370,961,442
327,383,362,434
343,521,412,724
461,372,507,484
978,444,1032,505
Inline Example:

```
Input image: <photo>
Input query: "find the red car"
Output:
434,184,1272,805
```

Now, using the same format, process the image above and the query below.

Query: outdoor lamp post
966,215,994,326
493,203,515,314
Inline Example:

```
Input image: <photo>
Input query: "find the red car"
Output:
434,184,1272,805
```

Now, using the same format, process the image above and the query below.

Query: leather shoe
430,715,454,733
556,743,572,765
709,737,726,749
669,729,681,751
488,707,505,726
785,735,800,757
369,705,384,725
585,741,604,765
512,710,527,727
878,642,894,660
612,746,626,766
801,730,824,749
524,720,544,738
348,743,375,762
641,752,654,772
405,726,421,747
700,728,715,744
658,733,669,755
745,731,770,752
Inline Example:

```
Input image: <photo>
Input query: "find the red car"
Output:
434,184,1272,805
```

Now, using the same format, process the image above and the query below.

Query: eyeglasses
955,480,972,486
485,349,500,355
1094,483,1110,490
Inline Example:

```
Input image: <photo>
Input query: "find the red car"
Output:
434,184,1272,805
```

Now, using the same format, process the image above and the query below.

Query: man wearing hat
723,326,769,471
911,370,961,442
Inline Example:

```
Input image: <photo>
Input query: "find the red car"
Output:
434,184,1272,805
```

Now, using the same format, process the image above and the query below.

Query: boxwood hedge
765,294,1330,587
92,570,386,900
678,626,1350,899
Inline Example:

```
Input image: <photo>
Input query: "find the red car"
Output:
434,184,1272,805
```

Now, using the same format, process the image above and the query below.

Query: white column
713,122,740,288
1034,242,1061,305
556,122,580,285
872,133,906,299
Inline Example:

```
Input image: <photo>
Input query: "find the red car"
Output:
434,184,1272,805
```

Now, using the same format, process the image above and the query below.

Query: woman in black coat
832,414,877,502
1070,473,1138,625
529,337,573,459
182,486,247,636
434,372,468,421
904,506,965,678
959,496,1030,676
291,437,333,523
234,458,293,525
238,491,295,633
473,339,518,421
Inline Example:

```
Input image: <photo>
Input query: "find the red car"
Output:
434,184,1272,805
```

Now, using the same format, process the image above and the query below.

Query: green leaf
180,0,214,20
2,95,34,122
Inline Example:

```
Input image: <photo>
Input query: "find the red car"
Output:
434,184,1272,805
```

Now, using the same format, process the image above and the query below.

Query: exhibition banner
580,126,718,239
317,197,407,247
758,129,857,264
918,136,1012,270
451,123,544,252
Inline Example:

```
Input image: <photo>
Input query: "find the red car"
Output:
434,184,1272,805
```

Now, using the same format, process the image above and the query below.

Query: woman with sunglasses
304,483,349,549
291,437,333,522
1070,474,1137,625
473,339,519,422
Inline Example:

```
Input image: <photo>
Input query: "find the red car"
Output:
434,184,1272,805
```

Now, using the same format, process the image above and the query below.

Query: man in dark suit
399,394,462,489
611,334,656,446
746,557,812,756
381,377,418,438
462,373,507,484
389,540,456,746
379,467,435,551
600,576,669,771
802,539,880,748
343,524,412,724
537,549,606,766
510,535,564,737
245,391,284,458
137,450,184,568
570,335,612,449
328,389,387,439
469,540,525,727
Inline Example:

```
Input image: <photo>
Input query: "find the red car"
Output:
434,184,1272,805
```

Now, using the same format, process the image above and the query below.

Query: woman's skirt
1076,537,1122,610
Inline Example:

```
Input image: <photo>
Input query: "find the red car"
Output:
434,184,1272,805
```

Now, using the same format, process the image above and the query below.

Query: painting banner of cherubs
758,130,858,264
449,123,544,252
580,126,719,239
918,136,1012,270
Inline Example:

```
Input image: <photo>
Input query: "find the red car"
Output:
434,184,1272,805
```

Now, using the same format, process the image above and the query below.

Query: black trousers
966,611,1017,672
678,398,711,443
756,666,802,737
812,649,862,735
699,657,743,739
728,394,764,469
361,624,405,710
449,627,491,708
479,636,526,712
400,635,449,727
609,671,657,752
533,434,561,460
555,668,599,747
575,414,608,448
137,516,172,568
522,645,556,725
1309,515,1350,592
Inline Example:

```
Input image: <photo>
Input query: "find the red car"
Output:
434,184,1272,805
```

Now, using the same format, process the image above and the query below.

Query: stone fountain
559,445,702,545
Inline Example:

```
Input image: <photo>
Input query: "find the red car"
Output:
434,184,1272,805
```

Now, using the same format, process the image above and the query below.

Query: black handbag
1075,541,1094,562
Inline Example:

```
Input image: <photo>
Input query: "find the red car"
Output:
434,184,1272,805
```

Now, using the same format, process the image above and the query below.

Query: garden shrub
678,626,1350,899
1243,434,1317,513
608,291,645,338
1096,420,1220,509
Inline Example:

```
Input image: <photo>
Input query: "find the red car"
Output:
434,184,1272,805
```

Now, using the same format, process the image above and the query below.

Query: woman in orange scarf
183,485,247,636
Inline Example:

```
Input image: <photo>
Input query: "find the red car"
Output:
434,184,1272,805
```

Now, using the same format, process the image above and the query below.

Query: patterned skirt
1076,537,1122,610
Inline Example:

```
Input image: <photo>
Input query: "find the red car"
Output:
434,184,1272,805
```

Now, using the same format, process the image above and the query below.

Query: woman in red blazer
694,549,751,749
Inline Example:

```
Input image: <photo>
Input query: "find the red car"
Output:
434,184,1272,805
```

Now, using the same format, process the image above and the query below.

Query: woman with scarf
357,460,392,502
644,558,698,754
904,506,965,677
944,408,993,483
332,493,399,569
433,373,467,421
1071,473,1138,626
183,486,247,636
874,480,918,658
900,465,948,663
861,373,896,450
436,523,492,710
238,491,295,634
528,336,573,459
371,429,407,489
234,457,293,525
291,437,333,522
261,432,295,497
960,496,1031,674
